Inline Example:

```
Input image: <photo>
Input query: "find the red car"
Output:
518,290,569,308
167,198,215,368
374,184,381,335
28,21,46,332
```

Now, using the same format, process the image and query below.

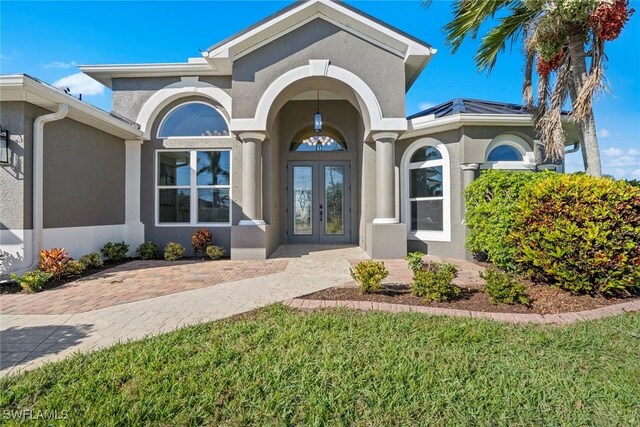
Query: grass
1,305,639,426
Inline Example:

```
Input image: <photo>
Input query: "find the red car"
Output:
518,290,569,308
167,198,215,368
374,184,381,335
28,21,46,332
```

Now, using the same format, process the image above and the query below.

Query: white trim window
157,101,230,138
483,134,535,170
156,150,231,226
401,139,451,242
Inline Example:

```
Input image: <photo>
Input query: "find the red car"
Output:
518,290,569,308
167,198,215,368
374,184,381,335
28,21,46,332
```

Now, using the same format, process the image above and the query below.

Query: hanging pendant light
313,90,323,133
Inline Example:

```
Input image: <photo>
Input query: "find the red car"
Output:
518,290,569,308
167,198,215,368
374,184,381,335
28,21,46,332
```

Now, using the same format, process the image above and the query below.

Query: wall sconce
0,127,9,164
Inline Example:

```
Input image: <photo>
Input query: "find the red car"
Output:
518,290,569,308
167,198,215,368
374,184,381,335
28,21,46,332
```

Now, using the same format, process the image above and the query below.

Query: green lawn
1,305,639,426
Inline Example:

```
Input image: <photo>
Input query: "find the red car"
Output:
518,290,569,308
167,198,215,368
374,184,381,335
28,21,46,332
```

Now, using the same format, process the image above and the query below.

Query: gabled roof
203,0,436,89
0,74,143,140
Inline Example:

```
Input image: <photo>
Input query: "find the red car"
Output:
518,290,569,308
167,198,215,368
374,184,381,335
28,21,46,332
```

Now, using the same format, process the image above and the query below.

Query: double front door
287,161,351,243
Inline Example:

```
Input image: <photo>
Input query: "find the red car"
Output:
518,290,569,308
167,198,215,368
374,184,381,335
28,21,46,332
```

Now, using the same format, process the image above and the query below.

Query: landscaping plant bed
303,283,638,315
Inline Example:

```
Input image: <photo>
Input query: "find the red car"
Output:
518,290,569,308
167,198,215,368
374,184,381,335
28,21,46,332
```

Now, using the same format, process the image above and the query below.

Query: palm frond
443,0,515,53
573,35,605,120
476,3,539,71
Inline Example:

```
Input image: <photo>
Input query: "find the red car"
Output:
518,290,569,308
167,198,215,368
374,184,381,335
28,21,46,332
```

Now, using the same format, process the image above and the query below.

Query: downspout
26,103,69,271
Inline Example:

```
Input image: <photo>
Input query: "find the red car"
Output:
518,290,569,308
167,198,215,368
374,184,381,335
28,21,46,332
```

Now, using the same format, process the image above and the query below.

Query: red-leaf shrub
192,228,213,257
39,248,71,280
510,174,640,296
589,0,635,41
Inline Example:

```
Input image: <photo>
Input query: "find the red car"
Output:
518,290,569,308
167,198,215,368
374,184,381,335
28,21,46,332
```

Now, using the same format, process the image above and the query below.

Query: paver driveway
0,245,368,377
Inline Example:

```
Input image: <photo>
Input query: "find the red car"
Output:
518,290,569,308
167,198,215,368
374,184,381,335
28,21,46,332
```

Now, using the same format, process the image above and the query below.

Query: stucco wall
43,110,126,228
111,76,232,123
0,102,31,231
232,18,406,119
460,126,540,164
141,95,237,254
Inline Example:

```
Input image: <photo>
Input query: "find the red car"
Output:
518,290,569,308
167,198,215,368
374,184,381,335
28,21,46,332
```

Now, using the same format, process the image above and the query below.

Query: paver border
284,298,640,325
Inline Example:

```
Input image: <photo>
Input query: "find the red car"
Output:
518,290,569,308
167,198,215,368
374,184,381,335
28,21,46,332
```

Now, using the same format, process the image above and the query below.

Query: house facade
0,0,575,275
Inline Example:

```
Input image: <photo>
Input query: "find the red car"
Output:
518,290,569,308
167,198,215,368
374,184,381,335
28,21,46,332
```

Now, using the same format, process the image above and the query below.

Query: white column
460,163,480,190
238,132,266,225
125,140,144,252
372,132,398,224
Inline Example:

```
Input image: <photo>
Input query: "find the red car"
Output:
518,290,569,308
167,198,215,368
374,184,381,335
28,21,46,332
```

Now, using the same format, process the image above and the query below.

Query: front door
288,161,350,243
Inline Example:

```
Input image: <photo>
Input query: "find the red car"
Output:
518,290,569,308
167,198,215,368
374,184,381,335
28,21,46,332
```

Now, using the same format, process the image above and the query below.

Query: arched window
401,139,451,242
290,125,347,152
157,102,229,138
483,134,535,169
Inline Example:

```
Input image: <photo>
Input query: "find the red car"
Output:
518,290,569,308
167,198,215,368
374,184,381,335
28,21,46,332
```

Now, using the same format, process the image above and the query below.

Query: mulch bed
303,283,638,315
0,259,133,295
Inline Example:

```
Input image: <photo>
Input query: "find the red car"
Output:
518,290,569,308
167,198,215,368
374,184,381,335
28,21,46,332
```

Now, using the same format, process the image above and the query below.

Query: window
483,134,535,170
401,139,451,242
158,102,229,138
487,145,523,162
290,125,347,152
156,150,231,226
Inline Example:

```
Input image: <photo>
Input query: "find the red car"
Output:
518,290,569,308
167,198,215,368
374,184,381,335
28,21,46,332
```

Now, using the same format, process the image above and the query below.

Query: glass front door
288,161,350,243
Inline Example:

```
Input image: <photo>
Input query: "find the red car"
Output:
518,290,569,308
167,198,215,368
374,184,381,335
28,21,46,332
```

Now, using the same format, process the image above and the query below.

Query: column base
372,218,399,224
231,224,270,260
365,222,407,259
124,221,145,257
238,219,266,226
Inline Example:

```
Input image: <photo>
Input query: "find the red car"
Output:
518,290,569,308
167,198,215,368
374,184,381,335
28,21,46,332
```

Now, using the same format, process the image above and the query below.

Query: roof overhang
0,74,143,140
80,58,228,89
203,0,436,90
402,113,579,143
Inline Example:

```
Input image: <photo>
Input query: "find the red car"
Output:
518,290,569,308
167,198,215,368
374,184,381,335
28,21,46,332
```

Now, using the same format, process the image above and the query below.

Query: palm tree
427,0,634,177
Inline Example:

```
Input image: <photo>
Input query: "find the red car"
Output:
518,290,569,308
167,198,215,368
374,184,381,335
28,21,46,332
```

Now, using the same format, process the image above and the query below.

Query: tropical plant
192,228,213,258
481,268,530,305
38,248,71,280
10,270,52,293
350,261,389,294
137,241,159,260
164,242,186,261
63,260,86,277
101,242,129,262
405,251,425,275
465,170,553,270
79,252,103,269
206,245,225,260
427,0,635,177
411,261,460,302
510,173,640,295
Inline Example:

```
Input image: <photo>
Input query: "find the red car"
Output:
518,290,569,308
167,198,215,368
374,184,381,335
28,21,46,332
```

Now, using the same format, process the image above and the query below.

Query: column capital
460,163,480,171
125,139,143,146
371,131,399,142
237,131,267,142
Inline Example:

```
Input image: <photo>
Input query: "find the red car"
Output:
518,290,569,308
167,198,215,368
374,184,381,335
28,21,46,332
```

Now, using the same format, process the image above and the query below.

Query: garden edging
285,298,640,324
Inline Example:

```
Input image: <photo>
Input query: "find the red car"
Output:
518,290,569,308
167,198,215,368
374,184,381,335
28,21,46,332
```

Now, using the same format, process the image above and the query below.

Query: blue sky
1,1,638,178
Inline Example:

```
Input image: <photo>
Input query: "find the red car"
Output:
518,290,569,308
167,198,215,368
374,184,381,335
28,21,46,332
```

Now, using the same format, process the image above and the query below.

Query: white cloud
631,169,640,179
418,102,435,111
602,147,623,157
628,148,640,156
598,128,611,138
52,72,104,96
42,60,78,69
0,54,10,61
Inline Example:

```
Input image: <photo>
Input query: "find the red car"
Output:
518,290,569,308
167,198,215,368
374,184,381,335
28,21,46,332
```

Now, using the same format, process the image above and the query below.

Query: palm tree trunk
567,29,602,177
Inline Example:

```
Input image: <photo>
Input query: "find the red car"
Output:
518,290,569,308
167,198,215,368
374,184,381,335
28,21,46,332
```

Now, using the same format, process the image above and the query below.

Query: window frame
155,149,232,227
156,101,230,140
482,134,535,170
401,138,451,242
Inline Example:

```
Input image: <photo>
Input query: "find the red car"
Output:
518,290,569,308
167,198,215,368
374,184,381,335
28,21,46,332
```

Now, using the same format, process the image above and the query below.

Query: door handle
319,204,323,222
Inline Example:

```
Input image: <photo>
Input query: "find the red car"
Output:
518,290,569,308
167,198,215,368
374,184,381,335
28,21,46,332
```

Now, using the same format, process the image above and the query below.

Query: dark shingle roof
408,98,533,120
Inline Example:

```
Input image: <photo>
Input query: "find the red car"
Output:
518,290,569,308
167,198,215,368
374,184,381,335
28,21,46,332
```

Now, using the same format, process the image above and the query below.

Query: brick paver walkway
1,260,288,315
0,245,368,377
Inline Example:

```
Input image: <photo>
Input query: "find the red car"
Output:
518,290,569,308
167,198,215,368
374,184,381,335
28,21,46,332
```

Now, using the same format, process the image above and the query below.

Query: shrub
422,260,458,277
38,248,70,280
79,252,103,269
137,241,159,260
192,228,213,258
411,261,460,302
164,242,185,261
405,252,425,275
10,270,52,293
206,245,225,260
510,174,640,296
349,261,389,294
481,268,530,305
63,260,86,277
101,242,129,262
465,170,554,271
